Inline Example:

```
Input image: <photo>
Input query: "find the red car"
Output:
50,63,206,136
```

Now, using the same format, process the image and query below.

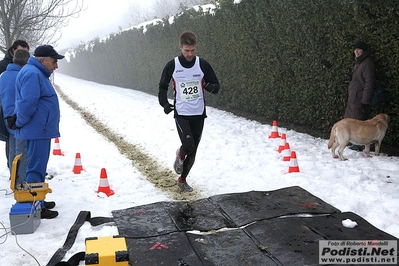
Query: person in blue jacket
0,40,29,170
5,45,64,219
0,50,30,187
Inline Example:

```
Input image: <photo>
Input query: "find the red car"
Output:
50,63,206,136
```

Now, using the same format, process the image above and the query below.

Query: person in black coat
0,40,30,74
344,41,375,151
344,41,375,120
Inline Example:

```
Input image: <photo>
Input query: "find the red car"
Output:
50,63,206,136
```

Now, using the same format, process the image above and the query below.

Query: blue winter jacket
14,57,60,140
0,63,22,134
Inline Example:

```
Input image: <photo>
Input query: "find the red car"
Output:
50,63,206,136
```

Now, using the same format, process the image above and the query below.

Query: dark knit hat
34,45,64,59
354,41,368,51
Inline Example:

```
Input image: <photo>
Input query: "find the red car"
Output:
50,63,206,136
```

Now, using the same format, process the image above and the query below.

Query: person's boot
44,201,56,209
173,148,185,175
41,208,58,219
177,177,193,192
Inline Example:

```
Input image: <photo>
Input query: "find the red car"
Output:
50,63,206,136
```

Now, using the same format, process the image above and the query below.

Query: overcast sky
56,0,151,50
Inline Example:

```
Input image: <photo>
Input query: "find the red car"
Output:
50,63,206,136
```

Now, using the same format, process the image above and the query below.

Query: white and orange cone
282,142,291,161
287,151,300,173
72,153,83,174
268,120,281,139
96,168,114,196
277,133,287,153
52,138,64,156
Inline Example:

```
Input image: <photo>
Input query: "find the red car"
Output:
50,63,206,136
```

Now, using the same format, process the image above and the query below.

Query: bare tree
127,2,151,25
128,0,213,26
0,0,84,53
151,0,212,19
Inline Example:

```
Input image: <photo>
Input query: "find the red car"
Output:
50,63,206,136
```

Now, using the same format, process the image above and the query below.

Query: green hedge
59,0,399,147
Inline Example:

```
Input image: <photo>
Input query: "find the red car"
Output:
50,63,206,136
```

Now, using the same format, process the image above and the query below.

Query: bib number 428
179,81,201,101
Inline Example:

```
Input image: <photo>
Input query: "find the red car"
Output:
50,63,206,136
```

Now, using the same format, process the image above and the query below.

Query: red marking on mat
298,203,313,209
150,242,169,250
132,209,146,214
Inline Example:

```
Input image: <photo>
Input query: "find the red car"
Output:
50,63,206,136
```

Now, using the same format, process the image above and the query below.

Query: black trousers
175,117,204,178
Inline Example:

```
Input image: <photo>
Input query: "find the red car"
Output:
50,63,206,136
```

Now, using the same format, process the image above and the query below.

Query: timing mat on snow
110,186,398,265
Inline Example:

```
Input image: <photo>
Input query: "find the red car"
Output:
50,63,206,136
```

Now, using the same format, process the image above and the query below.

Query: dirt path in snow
55,85,202,201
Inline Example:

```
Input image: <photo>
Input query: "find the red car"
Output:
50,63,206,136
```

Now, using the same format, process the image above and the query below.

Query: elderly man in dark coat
344,41,375,120
344,41,375,151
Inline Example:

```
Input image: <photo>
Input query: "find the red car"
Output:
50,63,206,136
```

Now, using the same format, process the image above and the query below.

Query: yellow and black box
85,235,129,265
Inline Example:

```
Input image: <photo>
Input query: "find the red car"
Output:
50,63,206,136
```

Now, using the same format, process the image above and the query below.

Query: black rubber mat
112,199,231,238
125,232,203,265
126,230,279,265
245,212,399,266
303,211,399,242
244,215,324,265
186,229,278,265
209,186,341,226
165,198,232,232
112,201,177,238
113,186,341,238
111,186,397,265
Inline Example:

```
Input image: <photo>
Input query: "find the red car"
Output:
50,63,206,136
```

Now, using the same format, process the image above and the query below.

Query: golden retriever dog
328,114,390,161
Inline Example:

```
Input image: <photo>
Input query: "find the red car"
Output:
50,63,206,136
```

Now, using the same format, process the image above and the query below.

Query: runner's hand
163,103,174,114
204,83,218,93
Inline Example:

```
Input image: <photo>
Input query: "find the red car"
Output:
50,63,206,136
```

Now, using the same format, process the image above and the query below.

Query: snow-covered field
0,73,398,265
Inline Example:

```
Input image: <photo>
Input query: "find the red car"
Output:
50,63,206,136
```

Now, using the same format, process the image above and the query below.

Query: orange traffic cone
268,120,280,139
96,168,114,196
277,133,287,153
52,138,64,156
288,151,300,173
282,142,291,161
72,153,83,174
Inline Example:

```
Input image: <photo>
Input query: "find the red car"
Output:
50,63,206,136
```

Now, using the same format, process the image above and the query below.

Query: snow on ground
0,73,398,265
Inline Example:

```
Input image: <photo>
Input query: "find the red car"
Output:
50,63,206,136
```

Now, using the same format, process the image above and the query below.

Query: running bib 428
178,80,201,101
172,56,205,116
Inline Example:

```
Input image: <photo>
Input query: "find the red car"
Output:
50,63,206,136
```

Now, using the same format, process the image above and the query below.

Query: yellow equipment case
85,235,129,265
10,153,52,202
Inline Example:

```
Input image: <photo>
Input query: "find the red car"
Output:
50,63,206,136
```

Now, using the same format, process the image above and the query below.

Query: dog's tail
327,124,337,149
